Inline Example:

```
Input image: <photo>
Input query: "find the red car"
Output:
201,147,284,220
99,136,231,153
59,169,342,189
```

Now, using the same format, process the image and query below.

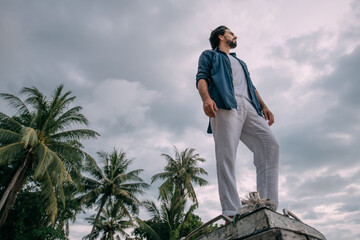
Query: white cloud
84,79,160,129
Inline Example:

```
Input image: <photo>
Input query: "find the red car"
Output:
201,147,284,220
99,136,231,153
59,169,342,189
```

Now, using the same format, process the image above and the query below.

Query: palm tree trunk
89,195,107,240
0,146,32,212
0,156,28,212
66,219,70,240
0,161,28,227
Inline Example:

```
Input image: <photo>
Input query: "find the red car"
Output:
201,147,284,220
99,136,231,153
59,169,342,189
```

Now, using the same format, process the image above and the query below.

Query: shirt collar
214,47,237,57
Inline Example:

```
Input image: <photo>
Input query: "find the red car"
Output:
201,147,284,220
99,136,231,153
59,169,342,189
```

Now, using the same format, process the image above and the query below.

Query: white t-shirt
228,54,250,102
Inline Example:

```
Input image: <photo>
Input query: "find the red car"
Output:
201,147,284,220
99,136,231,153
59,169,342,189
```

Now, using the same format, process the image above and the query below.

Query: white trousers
210,96,279,216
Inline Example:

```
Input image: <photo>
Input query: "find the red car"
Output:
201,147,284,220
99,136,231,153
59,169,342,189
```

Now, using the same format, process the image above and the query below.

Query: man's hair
209,25,228,49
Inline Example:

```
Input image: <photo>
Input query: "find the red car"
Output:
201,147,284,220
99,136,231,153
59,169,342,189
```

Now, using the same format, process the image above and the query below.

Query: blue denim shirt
196,47,263,133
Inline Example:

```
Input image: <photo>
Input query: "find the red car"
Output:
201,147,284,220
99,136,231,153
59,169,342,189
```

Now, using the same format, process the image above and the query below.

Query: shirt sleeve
196,50,213,89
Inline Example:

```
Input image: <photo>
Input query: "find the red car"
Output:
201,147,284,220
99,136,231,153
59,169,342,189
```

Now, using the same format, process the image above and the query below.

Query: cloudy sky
1,0,360,239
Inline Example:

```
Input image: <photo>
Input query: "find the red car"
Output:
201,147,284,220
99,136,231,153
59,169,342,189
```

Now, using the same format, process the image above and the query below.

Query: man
196,26,280,218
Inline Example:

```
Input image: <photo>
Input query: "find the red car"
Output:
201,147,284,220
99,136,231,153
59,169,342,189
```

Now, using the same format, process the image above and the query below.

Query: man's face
222,29,237,49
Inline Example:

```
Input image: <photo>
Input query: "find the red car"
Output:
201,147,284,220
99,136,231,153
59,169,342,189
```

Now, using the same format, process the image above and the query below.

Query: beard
226,39,237,49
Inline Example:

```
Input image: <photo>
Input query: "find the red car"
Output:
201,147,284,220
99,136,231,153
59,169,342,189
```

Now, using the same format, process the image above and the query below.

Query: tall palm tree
81,149,149,240
0,85,99,226
151,147,208,205
136,189,197,240
85,201,133,240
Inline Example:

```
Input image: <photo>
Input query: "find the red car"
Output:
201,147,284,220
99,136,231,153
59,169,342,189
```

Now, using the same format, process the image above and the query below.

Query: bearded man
196,26,280,219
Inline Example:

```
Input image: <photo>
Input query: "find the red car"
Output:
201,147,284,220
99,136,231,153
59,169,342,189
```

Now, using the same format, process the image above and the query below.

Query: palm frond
48,142,85,179
21,86,48,111
158,179,175,199
79,186,103,207
191,175,209,186
0,93,30,116
39,170,58,224
142,200,161,219
49,85,75,115
151,171,174,184
114,169,144,182
120,182,150,194
113,188,131,199
135,217,162,240
33,143,52,179
0,128,21,144
57,179,66,207
0,112,23,132
53,106,89,130
0,142,25,166
47,146,72,183
48,129,99,142
183,203,197,222
84,153,105,180
161,153,175,164
46,86,75,127
20,127,38,148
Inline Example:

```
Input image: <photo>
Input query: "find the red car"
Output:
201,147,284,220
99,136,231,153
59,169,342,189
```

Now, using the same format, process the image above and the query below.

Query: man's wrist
203,96,213,102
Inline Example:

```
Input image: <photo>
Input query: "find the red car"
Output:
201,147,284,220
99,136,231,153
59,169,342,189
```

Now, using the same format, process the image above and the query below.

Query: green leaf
0,128,21,144
34,143,52,179
0,142,25,166
21,127,38,148
0,112,23,132
39,170,58,224
48,129,99,141
135,217,162,240
0,93,30,116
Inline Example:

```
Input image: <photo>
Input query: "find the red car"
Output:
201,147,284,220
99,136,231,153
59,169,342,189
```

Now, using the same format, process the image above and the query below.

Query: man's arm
255,89,274,126
198,79,218,118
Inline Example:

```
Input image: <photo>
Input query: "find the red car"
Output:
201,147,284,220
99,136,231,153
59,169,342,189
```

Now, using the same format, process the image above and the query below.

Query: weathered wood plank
196,207,326,240
243,229,308,240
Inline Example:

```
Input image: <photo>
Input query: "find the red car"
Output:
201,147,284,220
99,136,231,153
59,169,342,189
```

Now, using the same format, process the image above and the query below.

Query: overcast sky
1,0,360,239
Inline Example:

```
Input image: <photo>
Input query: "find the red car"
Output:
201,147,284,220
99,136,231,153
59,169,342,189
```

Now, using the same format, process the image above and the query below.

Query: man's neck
219,44,231,54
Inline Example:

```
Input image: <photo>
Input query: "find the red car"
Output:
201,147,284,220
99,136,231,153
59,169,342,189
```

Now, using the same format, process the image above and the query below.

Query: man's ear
218,34,224,41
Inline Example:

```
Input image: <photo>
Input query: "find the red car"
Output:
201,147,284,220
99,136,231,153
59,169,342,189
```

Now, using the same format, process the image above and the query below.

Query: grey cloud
316,46,360,108
337,197,360,213
0,0,206,137
271,39,360,174
302,209,320,220
294,174,348,198
272,31,333,67
254,66,293,96
1,0,199,91
279,127,353,171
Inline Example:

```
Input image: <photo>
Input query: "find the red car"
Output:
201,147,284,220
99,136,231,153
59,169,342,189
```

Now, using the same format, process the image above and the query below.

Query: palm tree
85,201,133,240
80,149,149,240
0,85,99,226
136,189,197,240
55,182,85,238
151,147,208,205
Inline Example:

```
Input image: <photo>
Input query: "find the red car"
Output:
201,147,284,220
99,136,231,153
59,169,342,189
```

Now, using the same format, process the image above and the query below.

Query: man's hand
203,98,218,118
263,107,274,126
197,79,218,118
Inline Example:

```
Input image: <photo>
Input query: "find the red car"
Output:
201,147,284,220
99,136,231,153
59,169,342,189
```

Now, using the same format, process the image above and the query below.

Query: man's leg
210,108,245,216
240,100,280,206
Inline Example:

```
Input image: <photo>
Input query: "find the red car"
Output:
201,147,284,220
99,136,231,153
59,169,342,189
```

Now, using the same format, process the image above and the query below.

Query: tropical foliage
0,85,214,240
84,201,133,240
133,147,212,240
80,149,149,240
0,85,99,226
151,147,208,205
135,189,196,240
0,184,67,240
